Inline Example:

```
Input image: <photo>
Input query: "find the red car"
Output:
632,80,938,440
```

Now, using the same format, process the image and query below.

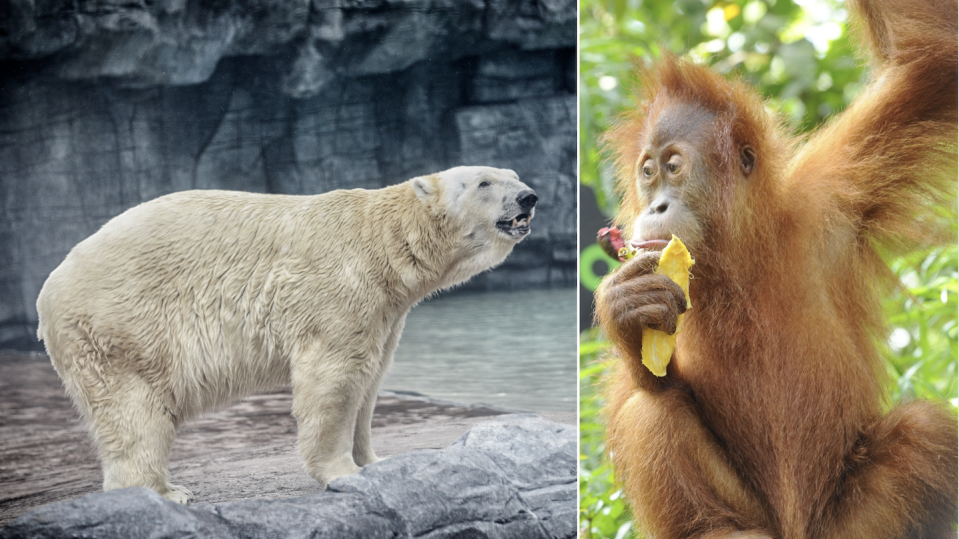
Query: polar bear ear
411,175,437,202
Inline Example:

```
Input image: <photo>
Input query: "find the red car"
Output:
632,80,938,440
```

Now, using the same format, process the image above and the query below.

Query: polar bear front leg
351,381,383,467
291,357,366,488
352,316,404,467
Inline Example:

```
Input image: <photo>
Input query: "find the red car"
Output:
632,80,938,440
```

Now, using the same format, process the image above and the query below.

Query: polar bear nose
517,190,538,210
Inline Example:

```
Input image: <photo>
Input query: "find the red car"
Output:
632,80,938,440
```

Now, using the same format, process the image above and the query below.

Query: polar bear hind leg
48,329,194,504
96,384,194,504
90,375,193,503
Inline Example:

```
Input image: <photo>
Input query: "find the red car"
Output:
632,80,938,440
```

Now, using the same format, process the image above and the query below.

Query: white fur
36,166,533,502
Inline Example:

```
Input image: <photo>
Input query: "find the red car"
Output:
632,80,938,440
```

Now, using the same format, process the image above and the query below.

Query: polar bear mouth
495,213,532,237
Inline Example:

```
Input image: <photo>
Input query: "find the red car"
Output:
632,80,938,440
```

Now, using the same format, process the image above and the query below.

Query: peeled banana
641,236,694,377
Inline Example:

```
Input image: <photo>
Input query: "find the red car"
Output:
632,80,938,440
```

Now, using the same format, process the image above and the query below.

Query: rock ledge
0,414,575,539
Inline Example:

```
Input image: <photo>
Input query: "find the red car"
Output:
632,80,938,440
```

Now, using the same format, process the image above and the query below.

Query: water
383,287,577,412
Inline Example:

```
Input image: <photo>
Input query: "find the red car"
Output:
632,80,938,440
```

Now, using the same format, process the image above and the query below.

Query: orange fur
595,0,958,537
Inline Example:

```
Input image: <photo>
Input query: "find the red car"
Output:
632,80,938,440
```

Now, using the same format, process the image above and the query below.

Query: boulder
0,415,576,539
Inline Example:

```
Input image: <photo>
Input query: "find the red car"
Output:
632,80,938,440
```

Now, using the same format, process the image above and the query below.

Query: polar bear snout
493,186,536,239
516,189,538,211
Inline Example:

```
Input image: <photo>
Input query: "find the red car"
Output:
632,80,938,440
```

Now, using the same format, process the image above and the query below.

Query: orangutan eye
642,159,655,178
667,154,684,174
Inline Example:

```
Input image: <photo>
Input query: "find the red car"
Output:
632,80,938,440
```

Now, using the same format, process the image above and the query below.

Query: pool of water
383,287,577,412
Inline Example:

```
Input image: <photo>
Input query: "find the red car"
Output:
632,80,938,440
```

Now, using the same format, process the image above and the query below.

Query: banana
641,236,694,376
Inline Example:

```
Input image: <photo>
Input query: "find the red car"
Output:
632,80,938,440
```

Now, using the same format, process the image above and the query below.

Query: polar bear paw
162,484,195,504
310,455,362,489
354,451,386,467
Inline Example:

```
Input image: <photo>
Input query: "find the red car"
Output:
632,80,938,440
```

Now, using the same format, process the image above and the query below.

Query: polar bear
36,166,536,503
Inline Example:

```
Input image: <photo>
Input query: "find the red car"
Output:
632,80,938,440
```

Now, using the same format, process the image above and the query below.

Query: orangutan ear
741,145,756,176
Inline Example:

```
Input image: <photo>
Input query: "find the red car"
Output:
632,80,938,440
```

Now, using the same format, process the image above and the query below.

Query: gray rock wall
0,0,577,351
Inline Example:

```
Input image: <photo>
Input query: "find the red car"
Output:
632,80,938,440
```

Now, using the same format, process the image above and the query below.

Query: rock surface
0,415,576,539
0,352,575,527
0,0,577,351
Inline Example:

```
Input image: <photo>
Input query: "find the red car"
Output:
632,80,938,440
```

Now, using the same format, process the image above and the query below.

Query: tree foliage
581,0,865,213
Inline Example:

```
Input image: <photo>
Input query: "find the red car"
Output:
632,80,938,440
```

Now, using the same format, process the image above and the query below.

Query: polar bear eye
479,181,491,188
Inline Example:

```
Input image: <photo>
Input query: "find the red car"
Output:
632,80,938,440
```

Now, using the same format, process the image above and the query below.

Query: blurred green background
578,1,959,537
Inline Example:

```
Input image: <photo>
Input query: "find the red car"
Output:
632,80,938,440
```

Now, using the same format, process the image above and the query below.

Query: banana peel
641,236,694,376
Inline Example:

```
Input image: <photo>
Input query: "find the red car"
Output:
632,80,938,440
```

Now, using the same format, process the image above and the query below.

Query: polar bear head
412,166,537,244
411,166,537,285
